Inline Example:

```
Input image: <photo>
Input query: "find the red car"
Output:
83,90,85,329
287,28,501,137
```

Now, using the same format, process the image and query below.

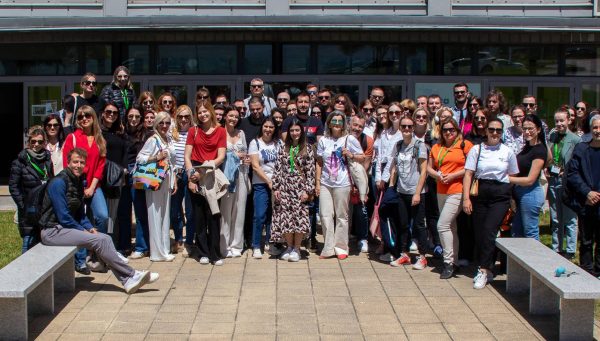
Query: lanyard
121,89,130,110
553,137,565,165
27,154,48,181
436,139,459,169
289,145,299,173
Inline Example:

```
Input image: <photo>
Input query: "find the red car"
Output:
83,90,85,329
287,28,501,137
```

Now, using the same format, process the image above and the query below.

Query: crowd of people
8,65,600,294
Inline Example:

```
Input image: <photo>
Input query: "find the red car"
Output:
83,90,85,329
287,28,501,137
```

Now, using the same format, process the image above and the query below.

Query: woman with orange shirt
427,117,473,279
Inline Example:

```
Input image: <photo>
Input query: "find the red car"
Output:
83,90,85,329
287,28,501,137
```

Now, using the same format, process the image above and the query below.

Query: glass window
443,46,472,75
367,85,403,105
566,46,600,76
414,83,482,107
478,46,530,75
153,85,188,109
582,84,600,109
374,45,400,75
323,84,360,106
282,44,311,74
84,44,112,75
124,45,150,75
493,86,529,109
530,46,558,76
405,46,432,75
536,86,571,123
28,85,63,126
246,81,309,101
157,45,198,75
0,45,78,76
318,45,384,74
244,44,272,74
197,45,237,74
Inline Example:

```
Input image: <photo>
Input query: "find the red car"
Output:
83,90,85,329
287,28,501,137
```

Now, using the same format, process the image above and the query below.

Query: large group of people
8,66,600,294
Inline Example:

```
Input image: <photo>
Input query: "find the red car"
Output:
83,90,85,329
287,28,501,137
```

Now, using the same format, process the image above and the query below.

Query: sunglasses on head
77,113,93,121
83,81,97,86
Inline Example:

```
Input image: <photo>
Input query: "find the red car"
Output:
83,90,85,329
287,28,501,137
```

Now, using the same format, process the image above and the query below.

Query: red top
62,129,106,191
186,126,227,163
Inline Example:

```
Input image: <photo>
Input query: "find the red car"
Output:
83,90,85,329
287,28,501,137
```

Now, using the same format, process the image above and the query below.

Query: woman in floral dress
271,119,316,262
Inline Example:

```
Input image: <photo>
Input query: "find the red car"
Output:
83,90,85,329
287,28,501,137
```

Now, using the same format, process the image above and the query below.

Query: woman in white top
249,117,279,259
169,105,194,254
136,111,177,262
43,113,65,174
220,106,250,258
503,105,526,155
316,111,365,259
463,118,519,289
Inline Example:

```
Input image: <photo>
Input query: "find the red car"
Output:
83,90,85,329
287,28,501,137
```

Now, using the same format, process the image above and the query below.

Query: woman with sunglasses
100,66,137,119
574,101,590,137
359,99,376,138
137,112,177,262
463,118,519,289
9,125,54,253
332,93,353,118
428,117,473,279
195,87,212,114
465,109,488,146
219,106,250,258
158,92,177,118
509,114,548,240
62,105,109,273
170,105,195,255
399,99,416,118
74,73,103,118
503,106,526,155
138,91,157,115
381,116,429,269
431,107,455,142
311,104,323,121
44,114,66,174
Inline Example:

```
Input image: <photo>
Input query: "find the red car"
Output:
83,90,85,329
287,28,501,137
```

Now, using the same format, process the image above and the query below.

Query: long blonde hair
75,105,107,157
172,105,193,140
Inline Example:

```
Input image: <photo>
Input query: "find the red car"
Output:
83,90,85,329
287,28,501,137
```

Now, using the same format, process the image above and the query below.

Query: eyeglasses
415,114,427,120
454,91,466,95
442,128,457,134
330,119,344,125
475,116,486,122
277,98,289,102
576,106,586,111
362,108,374,113
30,139,45,145
177,115,191,120
250,84,263,88
83,81,97,86
370,95,383,100
318,96,330,100
312,110,321,114
401,124,414,129
334,99,346,104
162,100,173,105
288,108,298,113
197,96,209,100
469,103,479,107
487,127,503,134
104,110,119,116
158,121,172,126
128,115,141,120
77,113,93,121
143,100,154,105
523,126,536,132
235,106,247,112
46,123,60,129
388,111,402,115
522,103,536,108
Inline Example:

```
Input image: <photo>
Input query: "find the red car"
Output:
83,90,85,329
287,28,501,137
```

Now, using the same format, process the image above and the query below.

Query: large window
566,46,600,76
317,45,400,74
156,44,237,75
282,44,311,74
124,45,150,75
0,45,79,76
244,44,272,74
84,44,112,75
405,46,432,75
478,46,558,76
443,46,473,75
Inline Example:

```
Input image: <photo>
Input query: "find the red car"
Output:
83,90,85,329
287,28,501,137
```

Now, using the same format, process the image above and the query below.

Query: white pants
146,172,172,261
320,185,351,257
437,193,463,265
219,171,249,255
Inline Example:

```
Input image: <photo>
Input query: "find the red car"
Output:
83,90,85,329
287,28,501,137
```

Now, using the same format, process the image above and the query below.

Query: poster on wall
414,83,481,107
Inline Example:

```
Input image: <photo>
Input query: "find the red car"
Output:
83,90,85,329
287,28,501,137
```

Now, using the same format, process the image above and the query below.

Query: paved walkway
30,246,598,341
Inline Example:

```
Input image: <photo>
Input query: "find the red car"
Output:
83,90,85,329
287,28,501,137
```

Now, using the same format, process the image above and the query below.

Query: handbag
103,160,124,189
344,137,362,205
369,191,383,239
469,144,482,197
132,137,169,191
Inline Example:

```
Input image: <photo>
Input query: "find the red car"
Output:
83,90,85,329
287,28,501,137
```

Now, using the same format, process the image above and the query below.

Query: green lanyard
436,139,459,169
289,146,299,173
553,137,565,166
121,89,130,110
27,154,48,181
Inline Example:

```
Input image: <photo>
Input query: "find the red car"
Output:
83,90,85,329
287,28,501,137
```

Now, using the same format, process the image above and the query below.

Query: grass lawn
0,211,22,269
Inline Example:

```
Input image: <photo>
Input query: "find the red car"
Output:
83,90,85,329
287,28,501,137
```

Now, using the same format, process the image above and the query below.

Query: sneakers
214,259,224,266
433,245,443,259
199,257,210,265
231,250,242,258
280,248,291,261
225,250,233,258
252,248,263,259
87,259,107,273
473,268,488,289
129,251,147,259
390,254,411,267
409,240,418,252
412,255,428,270
337,254,348,260
182,244,195,258
379,253,395,262
440,263,455,279
123,270,150,294
359,240,369,253
148,272,159,284
116,251,129,264
75,265,91,275
288,249,300,262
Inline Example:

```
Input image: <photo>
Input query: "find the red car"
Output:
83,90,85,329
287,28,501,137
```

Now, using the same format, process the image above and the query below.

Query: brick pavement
29,246,598,340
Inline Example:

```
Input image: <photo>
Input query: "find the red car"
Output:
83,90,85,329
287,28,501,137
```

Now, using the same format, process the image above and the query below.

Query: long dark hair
43,113,66,147
257,116,279,140
523,114,547,147
284,118,307,156
100,102,125,135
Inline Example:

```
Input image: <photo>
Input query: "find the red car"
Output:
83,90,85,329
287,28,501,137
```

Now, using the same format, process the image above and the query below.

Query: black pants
192,192,221,262
425,177,441,246
457,211,474,261
393,193,427,257
579,207,600,276
472,180,511,269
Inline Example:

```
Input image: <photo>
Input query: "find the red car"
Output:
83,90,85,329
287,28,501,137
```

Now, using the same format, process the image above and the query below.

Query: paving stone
319,322,362,335
189,335,233,341
106,320,152,334
402,323,446,334
406,333,452,341
191,321,235,334
144,334,189,341
148,321,192,334
114,312,157,322
101,334,147,341
233,322,275,334
63,320,111,334
58,333,103,340
364,334,409,341
232,334,276,341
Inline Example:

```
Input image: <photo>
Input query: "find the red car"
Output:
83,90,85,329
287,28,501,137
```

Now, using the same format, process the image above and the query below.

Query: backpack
394,139,423,161
23,181,49,239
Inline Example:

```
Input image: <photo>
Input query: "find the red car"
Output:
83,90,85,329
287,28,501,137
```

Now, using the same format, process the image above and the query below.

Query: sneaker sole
126,271,150,294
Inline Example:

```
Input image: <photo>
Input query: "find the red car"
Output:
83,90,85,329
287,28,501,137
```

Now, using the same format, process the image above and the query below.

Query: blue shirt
47,176,93,231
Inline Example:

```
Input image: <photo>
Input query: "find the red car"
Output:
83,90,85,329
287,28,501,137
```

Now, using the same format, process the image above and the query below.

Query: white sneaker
409,240,418,252
379,253,395,262
225,250,233,258
116,251,129,264
231,250,242,258
253,248,263,259
473,269,488,290
129,251,146,259
359,240,369,253
148,272,159,284
214,259,224,266
199,257,210,265
165,254,175,262
288,249,300,262
123,270,150,294
280,248,291,261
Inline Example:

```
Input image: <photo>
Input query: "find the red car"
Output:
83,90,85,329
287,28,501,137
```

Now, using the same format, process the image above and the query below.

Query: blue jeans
75,188,110,267
170,171,194,244
133,188,150,253
21,235,37,254
352,202,369,241
512,183,545,240
252,184,272,249
548,176,578,254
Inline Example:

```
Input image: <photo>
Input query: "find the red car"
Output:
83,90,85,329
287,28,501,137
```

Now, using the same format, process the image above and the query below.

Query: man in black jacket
40,148,157,294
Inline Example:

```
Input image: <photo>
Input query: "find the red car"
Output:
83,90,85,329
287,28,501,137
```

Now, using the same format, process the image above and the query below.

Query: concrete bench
496,238,600,341
0,244,76,340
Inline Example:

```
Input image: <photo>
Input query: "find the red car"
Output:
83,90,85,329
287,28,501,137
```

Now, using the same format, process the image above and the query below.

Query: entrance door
534,83,574,123
365,81,406,105
24,82,66,127
489,82,531,109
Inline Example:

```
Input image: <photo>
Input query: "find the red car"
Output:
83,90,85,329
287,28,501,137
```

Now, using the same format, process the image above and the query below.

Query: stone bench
0,244,76,340
496,238,600,341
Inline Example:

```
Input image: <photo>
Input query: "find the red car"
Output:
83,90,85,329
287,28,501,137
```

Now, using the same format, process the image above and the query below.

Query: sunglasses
522,103,536,107
475,116,486,122
177,114,191,119
308,90,317,95
128,115,141,119
454,91,466,95
401,107,411,111
197,95,209,100
143,100,154,105
370,95,383,100
318,96,330,100
334,99,346,104
158,121,172,126
46,123,60,129
401,124,414,129
330,119,344,125
235,106,247,112
362,108,374,113
388,111,402,115
415,114,427,120
487,127,503,134
277,98,289,102
216,101,227,105
442,127,457,133
250,84,263,88
83,81,97,86
104,110,119,116
77,113,93,121
30,139,45,145
162,100,173,104
576,106,586,111
116,75,129,79
469,103,479,107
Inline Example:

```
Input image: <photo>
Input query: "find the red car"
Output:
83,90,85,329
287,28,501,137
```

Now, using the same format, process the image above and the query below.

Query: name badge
550,165,561,175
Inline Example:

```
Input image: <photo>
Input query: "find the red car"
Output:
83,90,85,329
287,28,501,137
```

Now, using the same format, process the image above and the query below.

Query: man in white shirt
243,78,276,117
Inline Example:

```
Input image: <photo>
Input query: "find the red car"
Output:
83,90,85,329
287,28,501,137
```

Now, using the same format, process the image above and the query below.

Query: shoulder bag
132,137,169,191
469,144,482,197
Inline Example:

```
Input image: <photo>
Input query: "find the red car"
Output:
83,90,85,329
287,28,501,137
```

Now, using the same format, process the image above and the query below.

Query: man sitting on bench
39,147,158,294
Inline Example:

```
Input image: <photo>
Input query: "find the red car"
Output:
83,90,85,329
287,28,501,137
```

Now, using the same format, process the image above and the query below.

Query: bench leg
506,257,529,294
0,298,28,340
28,275,54,315
54,257,75,292
559,298,594,341
529,275,559,315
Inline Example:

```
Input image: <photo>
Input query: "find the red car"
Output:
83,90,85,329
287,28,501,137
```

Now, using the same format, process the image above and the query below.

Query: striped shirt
172,130,188,170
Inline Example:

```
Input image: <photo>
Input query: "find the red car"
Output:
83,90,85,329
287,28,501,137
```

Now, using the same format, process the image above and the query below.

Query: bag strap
344,136,355,187
473,144,482,179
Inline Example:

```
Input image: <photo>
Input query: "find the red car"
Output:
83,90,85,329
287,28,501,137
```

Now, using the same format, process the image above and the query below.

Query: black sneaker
75,265,91,275
440,263,455,279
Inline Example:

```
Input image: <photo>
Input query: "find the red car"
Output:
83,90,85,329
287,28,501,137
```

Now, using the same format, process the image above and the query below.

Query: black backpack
24,181,49,239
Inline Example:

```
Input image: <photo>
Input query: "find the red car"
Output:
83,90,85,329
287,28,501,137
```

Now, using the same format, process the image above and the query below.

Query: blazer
565,141,599,216
548,130,581,168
